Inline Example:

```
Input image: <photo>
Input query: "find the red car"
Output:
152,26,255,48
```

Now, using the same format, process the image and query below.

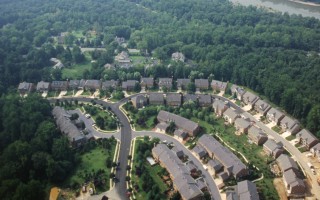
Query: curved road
49,91,320,199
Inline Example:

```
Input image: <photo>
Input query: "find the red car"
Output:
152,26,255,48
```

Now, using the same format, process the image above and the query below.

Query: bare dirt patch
273,178,288,200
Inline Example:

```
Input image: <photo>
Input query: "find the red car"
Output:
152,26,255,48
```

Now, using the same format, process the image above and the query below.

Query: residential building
185,161,198,174
177,79,191,90
242,91,260,109
263,139,283,158
223,108,241,124
248,126,268,145
140,77,154,89
148,93,164,105
84,80,101,90
101,80,118,90
276,154,299,174
172,52,185,62
230,84,246,100
297,129,319,150
254,99,271,116
52,106,86,147
171,146,184,158
234,118,251,134
155,123,169,133
36,81,51,92
152,144,203,200
198,94,212,107
283,169,305,198
266,108,285,125
158,78,173,90
280,116,300,135
166,93,182,107
157,110,200,136
51,81,68,91
18,82,34,94
192,145,207,159
122,80,138,91
115,51,132,68
174,129,188,142
207,159,223,176
227,180,260,200
69,80,80,90
131,95,147,109
183,94,198,104
211,80,228,92
198,135,248,179
195,79,209,90
212,99,229,116
310,143,320,161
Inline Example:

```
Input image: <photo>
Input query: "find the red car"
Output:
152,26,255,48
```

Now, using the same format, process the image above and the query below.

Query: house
152,144,203,200
18,82,34,94
115,36,125,44
131,95,147,109
195,79,209,90
223,108,241,124
148,93,164,105
276,154,299,174
172,52,185,62
104,63,114,70
166,93,182,107
211,80,227,92
297,129,319,150
195,178,207,192
158,78,173,90
157,110,200,136
192,145,207,159
115,51,132,68
198,135,248,179
183,94,198,104
52,106,86,147
234,180,260,200
174,129,188,142
198,94,212,107
242,91,260,109
266,108,285,125
234,118,251,134
207,159,223,176
140,77,154,89
69,80,80,90
310,143,320,160
155,123,169,133
51,81,68,91
280,116,300,135
122,80,138,91
212,99,229,116
230,84,246,100
84,80,101,90
50,58,64,69
36,81,51,92
102,80,118,91
248,126,268,145
185,161,198,174
177,79,191,90
254,99,271,116
263,139,284,158
171,146,185,158
283,169,305,198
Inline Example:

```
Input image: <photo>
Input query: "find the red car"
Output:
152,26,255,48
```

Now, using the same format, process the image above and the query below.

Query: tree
187,82,196,93
96,116,105,129
72,46,85,63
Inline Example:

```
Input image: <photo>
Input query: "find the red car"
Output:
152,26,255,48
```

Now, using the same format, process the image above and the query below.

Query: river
229,0,320,19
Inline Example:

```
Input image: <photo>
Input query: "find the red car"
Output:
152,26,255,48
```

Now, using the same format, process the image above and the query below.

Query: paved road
132,131,222,200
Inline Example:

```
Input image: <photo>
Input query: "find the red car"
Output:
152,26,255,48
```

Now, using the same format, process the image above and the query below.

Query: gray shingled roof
157,110,199,134
243,91,259,104
192,145,207,158
177,79,191,88
195,79,209,88
131,95,147,107
207,159,223,172
36,81,50,90
85,80,101,89
264,139,283,153
248,126,267,142
213,99,228,110
276,154,299,172
102,80,118,90
198,94,212,105
141,77,154,86
174,129,188,139
297,129,318,145
211,80,227,90
149,93,164,103
237,180,260,200
171,146,184,158
280,116,300,130
18,82,33,90
230,84,246,96
283,169,305,193
166,93,181,103
158,78,172,87
235,118,251,129
266,108,285,121
69,80,80,88
122,80,138,89
51,81,68,89
223,108,241,120
183,94,198,103
198,135,247,177
173,174,203,200
255,99,271,112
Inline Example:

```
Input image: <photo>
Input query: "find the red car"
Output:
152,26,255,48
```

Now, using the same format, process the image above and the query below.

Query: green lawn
134,116,156,131
64,143,116,193
62,58,92,79
272,126,282,133
285,135,296,141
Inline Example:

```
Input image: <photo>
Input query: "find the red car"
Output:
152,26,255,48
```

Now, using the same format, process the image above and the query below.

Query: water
229,0,320,19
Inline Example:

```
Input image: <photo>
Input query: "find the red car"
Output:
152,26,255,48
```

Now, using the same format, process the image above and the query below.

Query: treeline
0,0,320,137
0,94,76,199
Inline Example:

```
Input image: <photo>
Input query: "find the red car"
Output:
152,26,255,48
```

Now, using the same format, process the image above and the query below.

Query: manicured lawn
235,99,242,106
131,55,145,64
285,135,296,141
64,143,116,193
135,116,156,131
272,125,282,133
62,55,92,79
